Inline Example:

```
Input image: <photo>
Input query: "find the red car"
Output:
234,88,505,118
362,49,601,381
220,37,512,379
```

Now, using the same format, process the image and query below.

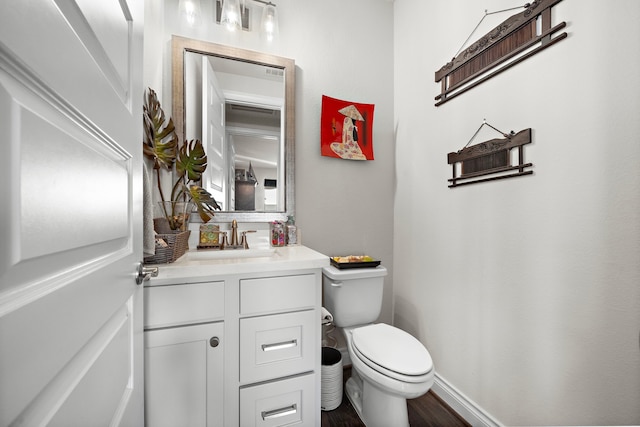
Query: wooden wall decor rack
435,0,566,106
448,127,532,188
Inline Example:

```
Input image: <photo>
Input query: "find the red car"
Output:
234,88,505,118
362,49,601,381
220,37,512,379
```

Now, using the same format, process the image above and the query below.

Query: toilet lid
352,323,432,376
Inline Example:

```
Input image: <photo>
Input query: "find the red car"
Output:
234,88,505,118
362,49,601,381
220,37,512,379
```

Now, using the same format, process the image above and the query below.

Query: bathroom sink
187,247,277,260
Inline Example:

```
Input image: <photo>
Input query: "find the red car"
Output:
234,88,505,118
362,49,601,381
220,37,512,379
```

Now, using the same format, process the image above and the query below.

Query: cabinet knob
210,337,220,347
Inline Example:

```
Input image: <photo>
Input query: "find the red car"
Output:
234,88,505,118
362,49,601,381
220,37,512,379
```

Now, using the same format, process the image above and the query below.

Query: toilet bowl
322,265,434,427
344,323,434,427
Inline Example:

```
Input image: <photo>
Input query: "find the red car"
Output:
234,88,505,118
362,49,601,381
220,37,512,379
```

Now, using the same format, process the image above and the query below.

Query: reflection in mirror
172,35,295,222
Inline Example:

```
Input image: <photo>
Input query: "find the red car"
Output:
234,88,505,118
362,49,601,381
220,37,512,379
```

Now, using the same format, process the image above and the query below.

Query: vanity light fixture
179,0,203,27
215,0,279,41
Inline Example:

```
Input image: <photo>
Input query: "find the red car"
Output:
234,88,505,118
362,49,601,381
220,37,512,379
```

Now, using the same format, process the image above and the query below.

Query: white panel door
0,1,144,426
202,56,226,199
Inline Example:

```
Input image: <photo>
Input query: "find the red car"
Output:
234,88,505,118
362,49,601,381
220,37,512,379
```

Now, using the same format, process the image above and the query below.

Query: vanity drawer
240,274,316,315
240,373,315,427
240,310,316,384
144,281,224,329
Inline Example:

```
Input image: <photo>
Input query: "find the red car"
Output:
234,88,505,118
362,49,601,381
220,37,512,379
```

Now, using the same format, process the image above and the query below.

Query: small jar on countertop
270,221,285,247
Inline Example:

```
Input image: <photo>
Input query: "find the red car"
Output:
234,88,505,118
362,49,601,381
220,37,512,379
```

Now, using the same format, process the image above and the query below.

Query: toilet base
345,369,410,427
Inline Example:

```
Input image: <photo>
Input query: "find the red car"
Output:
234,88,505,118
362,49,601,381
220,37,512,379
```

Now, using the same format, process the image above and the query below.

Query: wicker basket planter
144,230,190,264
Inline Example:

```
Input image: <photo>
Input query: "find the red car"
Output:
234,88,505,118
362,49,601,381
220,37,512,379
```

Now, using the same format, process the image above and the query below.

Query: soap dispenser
286,215,297,246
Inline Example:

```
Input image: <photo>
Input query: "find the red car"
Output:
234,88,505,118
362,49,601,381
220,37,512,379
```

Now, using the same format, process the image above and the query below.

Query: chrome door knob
135,262,158,285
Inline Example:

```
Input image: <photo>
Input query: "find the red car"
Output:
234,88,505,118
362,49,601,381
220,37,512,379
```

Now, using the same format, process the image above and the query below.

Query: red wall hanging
321,95,375,160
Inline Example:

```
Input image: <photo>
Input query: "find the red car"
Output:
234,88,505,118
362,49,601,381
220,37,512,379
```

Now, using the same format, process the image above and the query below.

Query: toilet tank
322,265,387,328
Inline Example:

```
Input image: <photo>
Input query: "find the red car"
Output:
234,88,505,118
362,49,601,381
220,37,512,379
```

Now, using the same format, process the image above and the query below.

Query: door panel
0,0,143,426
0,276,135,426
62,0,132,100
36,302,133,427
0,72,130,294
202,56,226,197
5,74,129,262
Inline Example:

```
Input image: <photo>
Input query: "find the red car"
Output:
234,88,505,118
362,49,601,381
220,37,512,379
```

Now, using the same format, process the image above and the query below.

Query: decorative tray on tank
330,255,381,269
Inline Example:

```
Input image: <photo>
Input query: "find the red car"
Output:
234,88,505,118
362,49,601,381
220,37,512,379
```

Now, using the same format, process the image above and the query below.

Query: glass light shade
221,0,242,31
178,0,202,27
261,3,279,41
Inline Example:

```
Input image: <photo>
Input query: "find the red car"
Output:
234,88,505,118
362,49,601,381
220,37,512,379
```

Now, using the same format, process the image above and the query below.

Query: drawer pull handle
261,339,298,352
261,404,297,420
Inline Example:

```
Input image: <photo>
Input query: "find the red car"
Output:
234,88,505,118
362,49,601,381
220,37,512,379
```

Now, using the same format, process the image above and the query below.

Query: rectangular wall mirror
172,35,295,222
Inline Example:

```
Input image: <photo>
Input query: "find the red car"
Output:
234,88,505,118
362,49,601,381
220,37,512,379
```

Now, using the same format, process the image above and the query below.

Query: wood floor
321,368,470,427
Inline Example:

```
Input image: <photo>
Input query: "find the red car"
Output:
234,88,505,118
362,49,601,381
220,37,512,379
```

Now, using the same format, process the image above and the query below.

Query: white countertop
147,244,330,286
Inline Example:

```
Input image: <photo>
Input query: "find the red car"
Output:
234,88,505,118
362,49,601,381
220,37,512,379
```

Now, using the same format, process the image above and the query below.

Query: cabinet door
145,322,223,427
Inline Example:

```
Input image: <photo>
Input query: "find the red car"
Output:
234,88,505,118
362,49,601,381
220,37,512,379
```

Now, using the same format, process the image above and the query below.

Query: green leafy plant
143,88,220,230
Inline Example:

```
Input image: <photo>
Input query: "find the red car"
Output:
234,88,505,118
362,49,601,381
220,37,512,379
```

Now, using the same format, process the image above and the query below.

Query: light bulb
179,0,202,27
221,0,242,31
261,3,278,41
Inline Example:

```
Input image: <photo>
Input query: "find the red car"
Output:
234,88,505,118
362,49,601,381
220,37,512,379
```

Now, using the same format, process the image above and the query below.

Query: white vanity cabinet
144,245,328,427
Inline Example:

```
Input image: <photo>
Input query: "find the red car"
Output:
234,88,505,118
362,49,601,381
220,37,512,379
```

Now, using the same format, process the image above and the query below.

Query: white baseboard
431,373,502,427
334,346,499,427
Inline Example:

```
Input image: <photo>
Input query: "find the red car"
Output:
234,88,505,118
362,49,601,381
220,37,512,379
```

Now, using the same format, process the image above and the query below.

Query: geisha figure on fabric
320,95,375,160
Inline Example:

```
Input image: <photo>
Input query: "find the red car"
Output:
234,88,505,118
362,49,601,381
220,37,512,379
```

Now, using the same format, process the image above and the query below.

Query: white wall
285,0,395,325
393,0,640,425
144,0,396,323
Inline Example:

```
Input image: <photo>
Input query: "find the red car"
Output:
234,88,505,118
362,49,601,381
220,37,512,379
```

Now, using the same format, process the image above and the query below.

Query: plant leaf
176,139,207,182
187,185,221,223
143,88,177,170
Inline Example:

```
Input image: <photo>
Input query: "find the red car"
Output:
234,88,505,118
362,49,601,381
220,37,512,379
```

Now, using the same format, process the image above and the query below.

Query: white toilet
322,265,434,427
